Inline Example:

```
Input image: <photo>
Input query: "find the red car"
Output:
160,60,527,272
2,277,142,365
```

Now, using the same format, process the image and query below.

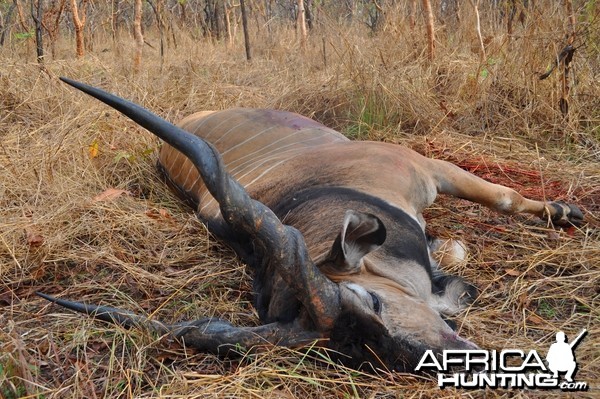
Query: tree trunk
421,0,434,60
305,0,312,30
133,0,143,71
469,0,485,64
297,0,307,50
565,0,575,44
147,0,164,61
16,0,29,32
31,0,44,62
409,0,416,29
561,0,576,118
111,0,119,42
215,0,221,41
0,10,4,44
43,0,66,59
0,1,17,46
70,0,87,57
240,0,251,60
224,0,233,47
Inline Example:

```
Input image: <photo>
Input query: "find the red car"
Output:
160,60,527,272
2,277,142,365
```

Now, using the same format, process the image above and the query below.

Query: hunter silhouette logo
415,329,589,390
546,329,587,383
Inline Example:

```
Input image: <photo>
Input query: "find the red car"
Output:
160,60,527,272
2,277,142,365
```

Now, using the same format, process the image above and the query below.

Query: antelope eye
369,292,381,314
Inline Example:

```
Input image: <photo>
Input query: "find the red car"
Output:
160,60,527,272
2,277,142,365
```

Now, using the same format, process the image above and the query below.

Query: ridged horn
36,292,322,354
59,78,341,330
36,292,170,333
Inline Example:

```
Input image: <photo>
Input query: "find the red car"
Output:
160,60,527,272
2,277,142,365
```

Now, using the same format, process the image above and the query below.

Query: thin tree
468,0,485,65
561,0,577,117
304,0,312,29
240,0,251,60
422,0,434,60
16,0,30,32
224,0,234,47
111,0,119,42
42,0,66,58
297,0,307,50
31,0,44,62
133,0,143,70
147,0,165,62
409,0,417,29
565,0,576,44
0,9,4,44
70,0,88,57
0,0,17,46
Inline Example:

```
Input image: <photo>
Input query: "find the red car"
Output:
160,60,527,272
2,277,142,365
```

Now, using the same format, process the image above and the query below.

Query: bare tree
133,0,143,70
0,0,18,46
16,0,30,32
422,0,435,59
147,0,165,62
305,0,313,29
561,0,577,117
224,0,231,46
203,0,222,40
297,0,307,50
70,0,88,57
240,0,250,60
111,0,119,42
469,0,485,64
410,0,417,29
31,0,44,62
42,0,66,58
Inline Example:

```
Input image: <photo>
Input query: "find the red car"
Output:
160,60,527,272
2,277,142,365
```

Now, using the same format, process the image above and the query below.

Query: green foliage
14,31,34,40
344,92,390,140
0,362,27,399
537,299,557,319
114,147,154,163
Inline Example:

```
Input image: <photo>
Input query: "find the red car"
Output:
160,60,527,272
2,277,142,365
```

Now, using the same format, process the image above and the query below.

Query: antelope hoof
549,201,584,227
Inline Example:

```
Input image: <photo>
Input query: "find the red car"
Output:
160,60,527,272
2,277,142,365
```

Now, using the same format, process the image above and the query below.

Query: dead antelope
38,78,583,372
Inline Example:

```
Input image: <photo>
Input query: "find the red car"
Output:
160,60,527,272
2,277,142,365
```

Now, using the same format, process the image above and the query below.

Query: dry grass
1,6,599,398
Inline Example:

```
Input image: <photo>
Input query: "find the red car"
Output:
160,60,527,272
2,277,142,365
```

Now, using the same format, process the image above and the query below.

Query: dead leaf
546,231,561,240
26,227,44,247
146,208,176,224
159,208,172,219
89,341,107,353
92,188,131,202
88,139,99,158
504,268,521,277
145,209,161,219
518,292,529,308
30,265,47,280
527,314,544,325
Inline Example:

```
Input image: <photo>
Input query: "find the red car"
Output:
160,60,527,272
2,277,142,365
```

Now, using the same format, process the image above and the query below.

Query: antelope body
38,79,583,372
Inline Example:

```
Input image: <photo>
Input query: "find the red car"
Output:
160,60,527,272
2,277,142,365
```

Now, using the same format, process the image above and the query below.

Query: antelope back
159,108,347,217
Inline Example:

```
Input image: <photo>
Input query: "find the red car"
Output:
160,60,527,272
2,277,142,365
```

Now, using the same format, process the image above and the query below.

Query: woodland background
0,0,599,398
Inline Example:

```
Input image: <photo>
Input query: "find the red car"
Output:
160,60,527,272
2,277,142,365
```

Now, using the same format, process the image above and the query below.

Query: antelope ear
323,210,386,274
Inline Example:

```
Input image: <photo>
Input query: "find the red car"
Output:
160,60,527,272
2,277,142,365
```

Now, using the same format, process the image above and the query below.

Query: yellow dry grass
1,6,599,398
